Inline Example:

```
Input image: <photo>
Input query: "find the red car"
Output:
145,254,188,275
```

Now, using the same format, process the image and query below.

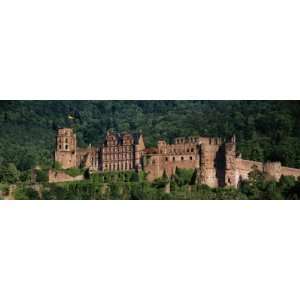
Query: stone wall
48,170,84,183
144,153,198,181
281,166,300,179
236,160,300,184
236,159,263,183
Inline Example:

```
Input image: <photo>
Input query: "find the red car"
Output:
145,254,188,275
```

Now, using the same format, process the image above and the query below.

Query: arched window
65,145,68,150
191,148,194,152
65,138,68,143
190,156,193,160
165,157,168,161
187,149,189,152
173,157,175,161
181,157,184,161
59,145,62,150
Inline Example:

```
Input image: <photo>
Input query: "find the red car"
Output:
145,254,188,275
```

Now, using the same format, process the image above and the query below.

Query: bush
14,186,40,200
36,169,49,182
64,168,83,177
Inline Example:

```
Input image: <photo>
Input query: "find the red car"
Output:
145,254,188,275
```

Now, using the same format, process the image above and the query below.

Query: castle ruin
52,128,300,186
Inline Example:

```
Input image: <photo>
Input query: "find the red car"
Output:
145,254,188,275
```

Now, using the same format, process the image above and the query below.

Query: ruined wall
144,153,198,181
281,166,300,179
236,160,300,184
76,147,99,171
48,170,84,183
236,159,263,182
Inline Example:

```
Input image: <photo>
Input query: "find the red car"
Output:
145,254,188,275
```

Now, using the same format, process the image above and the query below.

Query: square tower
55,128,77,169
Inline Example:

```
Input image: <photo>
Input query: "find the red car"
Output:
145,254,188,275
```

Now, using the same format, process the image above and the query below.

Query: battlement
174,136,224,145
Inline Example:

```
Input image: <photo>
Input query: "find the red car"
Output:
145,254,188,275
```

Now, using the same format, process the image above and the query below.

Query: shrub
64,168,83,177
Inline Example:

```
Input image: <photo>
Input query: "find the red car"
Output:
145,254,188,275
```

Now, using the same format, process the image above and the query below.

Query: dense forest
0,100,300,200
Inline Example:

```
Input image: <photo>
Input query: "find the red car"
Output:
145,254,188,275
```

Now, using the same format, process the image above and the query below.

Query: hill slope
0,100,300,171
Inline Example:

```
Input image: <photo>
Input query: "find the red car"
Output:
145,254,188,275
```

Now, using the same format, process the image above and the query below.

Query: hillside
1,100,300,172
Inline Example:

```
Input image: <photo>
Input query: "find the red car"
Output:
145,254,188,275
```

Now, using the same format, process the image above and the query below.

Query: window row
103,154,133,160
152,156,194,164
160,148,195,155
103,146,132,153
104,163,133,171
58,144,69,150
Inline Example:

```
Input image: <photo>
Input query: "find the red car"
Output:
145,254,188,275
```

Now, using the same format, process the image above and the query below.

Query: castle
50,128,300,186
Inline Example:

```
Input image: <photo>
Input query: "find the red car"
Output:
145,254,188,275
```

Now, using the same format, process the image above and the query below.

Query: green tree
0,163,20,184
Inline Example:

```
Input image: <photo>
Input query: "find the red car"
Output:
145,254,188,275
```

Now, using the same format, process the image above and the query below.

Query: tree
0,163,19,184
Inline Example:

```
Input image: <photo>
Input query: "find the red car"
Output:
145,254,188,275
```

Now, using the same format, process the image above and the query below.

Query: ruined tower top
56,128,76,152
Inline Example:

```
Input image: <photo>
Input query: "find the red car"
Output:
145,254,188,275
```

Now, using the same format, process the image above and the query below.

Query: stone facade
101,131,145,172
54,128,145,173
54,128,300,187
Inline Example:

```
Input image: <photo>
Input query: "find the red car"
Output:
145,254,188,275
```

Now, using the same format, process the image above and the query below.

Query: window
65,145,68,150
181,157,184,161
190,156,193,160
152,160,155,165
187,149,190,152
65,138,68,143
173,157,175,161
165,157,168,161
191,148,194,152
59,145,62,150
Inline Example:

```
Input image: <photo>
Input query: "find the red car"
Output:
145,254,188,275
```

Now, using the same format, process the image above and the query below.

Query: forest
0,100,300,200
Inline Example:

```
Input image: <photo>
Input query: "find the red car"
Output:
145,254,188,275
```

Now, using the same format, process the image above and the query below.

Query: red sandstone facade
55,128,145,174
53,128,300,186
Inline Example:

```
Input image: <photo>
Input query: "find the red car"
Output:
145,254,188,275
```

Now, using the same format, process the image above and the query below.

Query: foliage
14,185,40,200
36,169,49,182
1,101,300,170
0,163,20,184
64,167,83,177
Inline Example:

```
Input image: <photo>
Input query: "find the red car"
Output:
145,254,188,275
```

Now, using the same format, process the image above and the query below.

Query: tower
55,128,77,169
224,135,237,187
198,143,218,187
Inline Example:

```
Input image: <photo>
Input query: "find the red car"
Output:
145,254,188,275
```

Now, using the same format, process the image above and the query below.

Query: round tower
263,162,282,181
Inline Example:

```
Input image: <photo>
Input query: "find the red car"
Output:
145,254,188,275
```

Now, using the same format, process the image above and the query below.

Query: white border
0,0,299,100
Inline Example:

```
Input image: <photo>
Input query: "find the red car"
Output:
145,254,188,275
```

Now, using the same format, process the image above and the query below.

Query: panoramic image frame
0,100,300,200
